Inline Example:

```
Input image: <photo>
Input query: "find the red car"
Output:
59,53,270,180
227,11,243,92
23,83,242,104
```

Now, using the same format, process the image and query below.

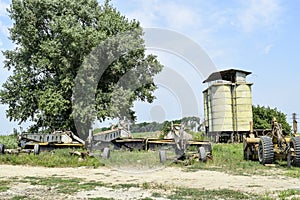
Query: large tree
253,105,291,134
0,0,163,136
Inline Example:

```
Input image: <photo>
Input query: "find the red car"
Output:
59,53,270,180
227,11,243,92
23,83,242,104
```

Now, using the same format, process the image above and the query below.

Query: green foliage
131,122,164,133
0,148,103,168
131,131,159,138
0,134,18,149
188,143,298,176
10,196,27,200
188,131,205,140
0,180,10,192
253,105,291,133
168,188,254,200
278,189,300,199
161,117,200,134
22,176,106,194
102,149,170,169
0,0,163,134
95,116,201,135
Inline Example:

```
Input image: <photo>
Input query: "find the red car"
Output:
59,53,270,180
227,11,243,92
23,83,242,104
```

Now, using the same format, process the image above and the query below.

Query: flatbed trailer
110,138,212,152
0,131,85,155
87,126,213,162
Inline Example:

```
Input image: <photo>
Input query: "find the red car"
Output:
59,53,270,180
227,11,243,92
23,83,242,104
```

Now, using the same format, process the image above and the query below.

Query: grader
243,118,300,167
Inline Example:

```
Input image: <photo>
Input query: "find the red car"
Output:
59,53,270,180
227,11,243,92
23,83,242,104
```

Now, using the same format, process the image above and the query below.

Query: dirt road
1,164,300,199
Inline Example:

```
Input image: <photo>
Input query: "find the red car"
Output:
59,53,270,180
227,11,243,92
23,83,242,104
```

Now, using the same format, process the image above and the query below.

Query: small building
202,69,253,142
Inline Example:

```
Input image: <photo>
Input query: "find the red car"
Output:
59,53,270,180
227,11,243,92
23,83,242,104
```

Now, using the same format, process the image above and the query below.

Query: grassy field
0,134,18,149
1,134,300,177
1,134,300,199
0,134,103,167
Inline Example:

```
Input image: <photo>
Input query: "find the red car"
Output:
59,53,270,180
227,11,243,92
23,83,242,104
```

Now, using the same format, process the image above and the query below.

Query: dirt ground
1,164,300,199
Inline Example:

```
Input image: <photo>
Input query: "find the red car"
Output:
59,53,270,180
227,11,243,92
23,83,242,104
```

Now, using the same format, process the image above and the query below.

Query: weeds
0,180,10,192
22,176,105,194
1,176,300,200
167,188,256,200
10,196,28,200
101,149,169,170
189,143,300,177
1,135,300,179
0,148,103,168
112,183,139,189
0,135,18,149
278,189,300,199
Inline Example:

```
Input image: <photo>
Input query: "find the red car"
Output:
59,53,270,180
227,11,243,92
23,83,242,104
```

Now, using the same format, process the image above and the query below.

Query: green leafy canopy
0,0,163,135
253,105,291,133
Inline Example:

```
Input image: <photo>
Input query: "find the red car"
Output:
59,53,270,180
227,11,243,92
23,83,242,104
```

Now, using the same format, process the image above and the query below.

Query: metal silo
210,84,233,132
203,69,253,142
235,84,253,131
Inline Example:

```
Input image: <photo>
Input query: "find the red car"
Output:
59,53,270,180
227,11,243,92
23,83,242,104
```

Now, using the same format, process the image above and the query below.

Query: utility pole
292,113,298,134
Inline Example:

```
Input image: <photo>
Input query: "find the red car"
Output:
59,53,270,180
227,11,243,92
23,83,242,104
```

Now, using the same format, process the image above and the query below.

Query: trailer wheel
258,136,274,165
159,150,166,163
198,147,207,162
0,144,5,154
199,147,207,161
290,137,300,167
34,144,40,155
102,147,110,159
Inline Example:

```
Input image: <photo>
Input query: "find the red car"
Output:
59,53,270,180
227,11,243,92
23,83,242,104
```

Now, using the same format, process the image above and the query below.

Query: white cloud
116,0,284,67
124,1,200,31
237,0,282,32
0,1,9,17
157,2,200,30
0,20,9,36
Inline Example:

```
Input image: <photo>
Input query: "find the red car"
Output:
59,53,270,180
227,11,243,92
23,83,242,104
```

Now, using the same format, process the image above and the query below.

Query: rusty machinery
243,118,300,167
0,130,85,155
158,123,212,163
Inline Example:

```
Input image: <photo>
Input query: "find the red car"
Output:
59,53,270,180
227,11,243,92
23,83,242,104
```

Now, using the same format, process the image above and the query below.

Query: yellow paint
203,82,253,132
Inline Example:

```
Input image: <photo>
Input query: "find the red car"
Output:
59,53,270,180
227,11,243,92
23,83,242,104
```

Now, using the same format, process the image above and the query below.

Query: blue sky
0,0,300,134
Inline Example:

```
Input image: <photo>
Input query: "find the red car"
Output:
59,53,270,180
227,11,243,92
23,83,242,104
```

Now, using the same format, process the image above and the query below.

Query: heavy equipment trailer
87,124,212,162
0,130,85,155
243,119,300,167
1,125,212,163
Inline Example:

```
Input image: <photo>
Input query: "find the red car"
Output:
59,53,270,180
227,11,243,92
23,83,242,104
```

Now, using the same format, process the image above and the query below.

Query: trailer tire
159,150,166,163
34,144,40,155
102,147,110,159
258,136,274,165
0,144,5,154
290,137,300,167
198,147,207,162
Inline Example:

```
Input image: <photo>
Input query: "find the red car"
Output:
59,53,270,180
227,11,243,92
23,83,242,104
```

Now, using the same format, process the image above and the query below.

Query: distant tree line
94,106,292,134
131,116,201,133
94,116,202,133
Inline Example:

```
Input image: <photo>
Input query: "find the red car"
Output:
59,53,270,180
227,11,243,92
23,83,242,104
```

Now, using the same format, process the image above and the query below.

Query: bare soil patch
1,164,300,199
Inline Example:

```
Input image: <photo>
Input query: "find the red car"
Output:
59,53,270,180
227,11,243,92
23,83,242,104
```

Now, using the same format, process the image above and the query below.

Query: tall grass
1,134,300,178
100,149,174,171
189,143,300,177
0,135,18,149
0,148,103,168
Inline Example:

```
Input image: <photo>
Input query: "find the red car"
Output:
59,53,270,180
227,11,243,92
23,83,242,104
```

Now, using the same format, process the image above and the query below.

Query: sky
0,0,300,134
